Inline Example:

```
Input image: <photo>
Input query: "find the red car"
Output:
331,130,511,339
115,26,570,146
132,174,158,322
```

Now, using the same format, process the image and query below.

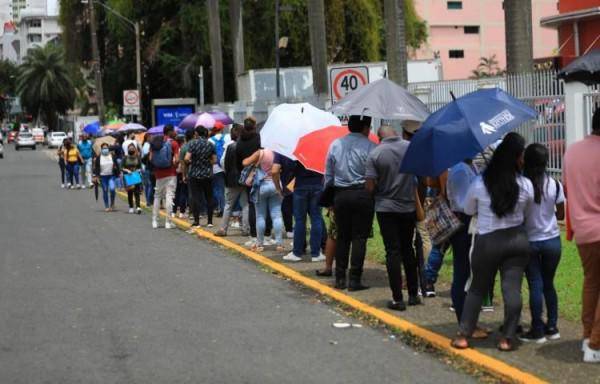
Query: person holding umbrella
325,115,376,291
93,143,120,212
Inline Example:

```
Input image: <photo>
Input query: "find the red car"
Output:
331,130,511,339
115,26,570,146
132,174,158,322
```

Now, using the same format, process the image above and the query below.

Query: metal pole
199,66,205,106
135,22,143,123
88,0,105,124
275,0,280,99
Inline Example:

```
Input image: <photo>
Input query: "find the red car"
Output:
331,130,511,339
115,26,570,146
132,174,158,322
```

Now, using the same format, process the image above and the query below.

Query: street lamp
83,0,143,122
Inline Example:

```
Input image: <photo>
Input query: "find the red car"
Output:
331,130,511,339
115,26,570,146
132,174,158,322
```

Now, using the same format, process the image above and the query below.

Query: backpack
151,136,173,169
223,143,240,188
210,134,226,161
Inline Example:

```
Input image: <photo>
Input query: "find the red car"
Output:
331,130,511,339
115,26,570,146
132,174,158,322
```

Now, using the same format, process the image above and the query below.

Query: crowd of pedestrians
56,107,600,362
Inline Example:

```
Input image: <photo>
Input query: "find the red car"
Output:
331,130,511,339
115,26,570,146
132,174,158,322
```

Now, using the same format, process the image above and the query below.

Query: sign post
123,89,141,119
329,66,370,104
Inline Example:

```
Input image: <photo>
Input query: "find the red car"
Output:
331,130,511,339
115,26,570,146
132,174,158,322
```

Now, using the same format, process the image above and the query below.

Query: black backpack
224,143,240,188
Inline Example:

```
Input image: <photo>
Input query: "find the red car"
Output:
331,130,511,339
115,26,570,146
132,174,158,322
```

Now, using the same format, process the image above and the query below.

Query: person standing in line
179,129,195,218
77,133,94,188
518,143,564,344
325,115,376,291
452,132,533,352
209,122,229,217
57,139,67,188
122,143,143,214
150,124,180,229
141,133,155,206
216,124,249,236
93,143,119,212
185,126,216,228
563,108,600,363
242,147,285,252
365,125,419,310
63,139,83,189
172,134,188,219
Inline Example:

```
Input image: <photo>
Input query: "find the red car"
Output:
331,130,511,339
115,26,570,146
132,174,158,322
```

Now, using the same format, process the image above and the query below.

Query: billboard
154,105,195,127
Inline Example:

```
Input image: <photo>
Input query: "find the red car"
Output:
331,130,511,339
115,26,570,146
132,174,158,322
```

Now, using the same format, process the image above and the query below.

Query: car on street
7,131,17,143
15,132,36,151
32,128,45,145
47,131,67,148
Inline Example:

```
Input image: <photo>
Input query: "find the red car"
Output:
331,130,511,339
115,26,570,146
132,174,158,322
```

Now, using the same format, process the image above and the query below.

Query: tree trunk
229,0,245,99
504,0,533,74
307,0,329,100
207,0,225,103
384,0,408,87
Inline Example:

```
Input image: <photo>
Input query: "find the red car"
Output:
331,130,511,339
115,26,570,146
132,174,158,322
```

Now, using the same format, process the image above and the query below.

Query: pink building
414,0,560,80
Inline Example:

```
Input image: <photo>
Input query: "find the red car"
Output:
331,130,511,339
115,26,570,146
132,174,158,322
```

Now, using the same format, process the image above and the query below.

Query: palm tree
307,0,329,98
504,0,533,74
384,0,408,86
470,55,505,79
17,45,75,131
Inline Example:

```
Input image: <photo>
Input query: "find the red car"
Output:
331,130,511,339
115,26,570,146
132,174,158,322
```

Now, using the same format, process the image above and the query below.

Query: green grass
364,221,582,322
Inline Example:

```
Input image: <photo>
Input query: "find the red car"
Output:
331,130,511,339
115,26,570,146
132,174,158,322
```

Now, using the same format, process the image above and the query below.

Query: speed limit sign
330,66,369,103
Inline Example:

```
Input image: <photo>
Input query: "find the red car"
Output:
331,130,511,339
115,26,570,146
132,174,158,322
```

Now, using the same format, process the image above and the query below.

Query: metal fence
584,91,600,135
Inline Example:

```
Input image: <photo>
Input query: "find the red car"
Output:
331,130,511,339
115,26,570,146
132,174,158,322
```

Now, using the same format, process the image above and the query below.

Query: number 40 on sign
330,66,369,103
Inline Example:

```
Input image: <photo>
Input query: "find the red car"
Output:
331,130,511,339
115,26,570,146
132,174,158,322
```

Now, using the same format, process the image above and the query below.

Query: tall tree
17,45,76,131
307,0,328,99
229,0,245,99
207,0,225,103
384,0,408,86
504,0,533,74
0,60,19,122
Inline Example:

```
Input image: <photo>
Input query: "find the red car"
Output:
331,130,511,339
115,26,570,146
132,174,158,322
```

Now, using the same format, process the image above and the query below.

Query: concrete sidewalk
148,208,598,384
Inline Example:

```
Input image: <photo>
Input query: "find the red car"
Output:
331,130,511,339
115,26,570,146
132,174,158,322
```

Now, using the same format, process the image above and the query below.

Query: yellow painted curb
116,190,547,384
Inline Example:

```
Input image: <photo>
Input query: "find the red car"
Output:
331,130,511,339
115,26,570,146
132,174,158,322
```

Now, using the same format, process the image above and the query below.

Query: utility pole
134,21,142,122
88,0,105,124
307,0,328,101
504,0,533,74
229,0,245,99
207,0,225,103
275,0,281,98
384,0,408,87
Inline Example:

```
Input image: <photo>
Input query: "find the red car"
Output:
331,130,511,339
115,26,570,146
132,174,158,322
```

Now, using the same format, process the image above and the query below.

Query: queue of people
61,107,600,362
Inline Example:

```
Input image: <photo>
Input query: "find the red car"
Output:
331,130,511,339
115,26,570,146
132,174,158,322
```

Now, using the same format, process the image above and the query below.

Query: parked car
32,128,45,145
15,132,36,151
47,131,67,148
7,131,17,143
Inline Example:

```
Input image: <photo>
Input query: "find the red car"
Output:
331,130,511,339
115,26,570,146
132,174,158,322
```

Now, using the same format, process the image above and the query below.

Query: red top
153,138,180,180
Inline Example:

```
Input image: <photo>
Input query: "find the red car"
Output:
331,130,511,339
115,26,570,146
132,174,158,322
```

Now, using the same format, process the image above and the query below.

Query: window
464,26,480,34
28,19,41,28
447,1,463,9
27,34,41,43
449,50,464,59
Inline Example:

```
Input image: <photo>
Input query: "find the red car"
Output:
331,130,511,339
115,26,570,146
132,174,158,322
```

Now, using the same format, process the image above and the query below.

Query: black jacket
93,154,120,177
235,133,261,172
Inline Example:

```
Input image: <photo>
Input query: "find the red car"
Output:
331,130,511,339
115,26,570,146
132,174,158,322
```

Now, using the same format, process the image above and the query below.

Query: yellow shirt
66,148,79,163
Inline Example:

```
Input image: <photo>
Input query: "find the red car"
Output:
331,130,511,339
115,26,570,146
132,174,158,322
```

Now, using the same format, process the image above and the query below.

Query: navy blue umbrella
83,121,101,136
400,88,537,177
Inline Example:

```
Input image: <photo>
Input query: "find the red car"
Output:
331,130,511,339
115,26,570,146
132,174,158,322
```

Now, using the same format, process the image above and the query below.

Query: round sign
332,69,368,101
124,90,139,106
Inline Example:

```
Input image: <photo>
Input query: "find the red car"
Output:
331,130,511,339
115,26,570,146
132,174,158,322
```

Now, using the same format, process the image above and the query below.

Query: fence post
564,81,588,147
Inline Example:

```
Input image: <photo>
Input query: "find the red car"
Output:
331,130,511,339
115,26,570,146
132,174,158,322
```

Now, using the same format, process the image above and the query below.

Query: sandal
451,336,469,350
472,327,490,340
251,245,264,252
497,338,514,352
316,269,333,277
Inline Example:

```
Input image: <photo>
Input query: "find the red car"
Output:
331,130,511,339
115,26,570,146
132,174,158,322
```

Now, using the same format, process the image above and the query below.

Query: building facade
414,0,559,80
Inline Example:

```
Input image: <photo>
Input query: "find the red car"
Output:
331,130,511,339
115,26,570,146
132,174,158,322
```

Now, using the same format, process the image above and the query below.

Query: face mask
128,150,135,155
101,148,109,156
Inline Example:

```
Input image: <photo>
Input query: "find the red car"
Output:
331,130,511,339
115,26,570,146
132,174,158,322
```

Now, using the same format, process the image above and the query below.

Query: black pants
127,184,141,209
189,177,214,225
282,194,293,233
377,211,418,301
333,188,374,282
459,225,530,339
173,173,188,214
58,159,66,184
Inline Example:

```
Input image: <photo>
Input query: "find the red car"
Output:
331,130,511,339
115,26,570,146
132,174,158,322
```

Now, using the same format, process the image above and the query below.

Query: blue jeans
100,175,116,209
66,162,80,185
292,185,323,256
525,236,561,333
143,169,154,206
212,172,225,213
425,246,445,284
256,180,283,246
450,214,472,322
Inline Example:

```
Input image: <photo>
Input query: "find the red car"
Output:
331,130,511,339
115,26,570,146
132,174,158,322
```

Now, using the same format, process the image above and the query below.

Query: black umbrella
558,49,600,85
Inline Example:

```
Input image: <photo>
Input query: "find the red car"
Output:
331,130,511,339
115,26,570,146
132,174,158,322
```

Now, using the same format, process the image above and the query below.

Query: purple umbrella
178,113,201,130
208,110,234,125
148,125,165,135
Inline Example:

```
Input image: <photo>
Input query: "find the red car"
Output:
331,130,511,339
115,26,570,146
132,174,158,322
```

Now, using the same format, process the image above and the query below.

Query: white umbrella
330,78,430,122
260,103,341,160
118,123,147,133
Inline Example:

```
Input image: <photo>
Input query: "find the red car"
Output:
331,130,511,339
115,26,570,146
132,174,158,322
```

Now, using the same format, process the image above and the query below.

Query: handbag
238,150,263,187
425,196,462,245
123,170,142,189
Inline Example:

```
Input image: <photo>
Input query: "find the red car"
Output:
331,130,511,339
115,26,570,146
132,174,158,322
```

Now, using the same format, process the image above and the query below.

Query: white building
0,0,12,27
11,0,47,21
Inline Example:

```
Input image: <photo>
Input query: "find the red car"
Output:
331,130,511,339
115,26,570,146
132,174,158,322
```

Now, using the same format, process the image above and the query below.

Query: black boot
335,269,347,290
348,268,369,291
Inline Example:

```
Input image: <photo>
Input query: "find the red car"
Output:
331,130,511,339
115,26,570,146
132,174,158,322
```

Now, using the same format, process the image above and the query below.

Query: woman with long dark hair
519,144,565,343
451,132,534,352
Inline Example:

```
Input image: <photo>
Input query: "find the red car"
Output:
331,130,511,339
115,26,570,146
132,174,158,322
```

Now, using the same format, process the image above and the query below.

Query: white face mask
101,148,109,156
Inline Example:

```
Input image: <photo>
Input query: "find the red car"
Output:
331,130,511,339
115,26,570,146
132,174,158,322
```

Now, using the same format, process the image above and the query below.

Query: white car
47,131,67,148
15,132,36,151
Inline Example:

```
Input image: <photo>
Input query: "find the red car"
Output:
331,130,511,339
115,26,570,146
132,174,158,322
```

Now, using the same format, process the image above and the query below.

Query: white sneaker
128,208,134,214
283,252,302,262
136,208,142,214
152,220,158,229
206,223,214,228
231,221,240,229
311,253,326,262
583,338,590,352
286,231,294,239
165,221,175,229
583,343,600,363
67,183,72,189
244,238,257,247
264,238,277,246
178,212,185,219
61,184,65,189
77,184,82,189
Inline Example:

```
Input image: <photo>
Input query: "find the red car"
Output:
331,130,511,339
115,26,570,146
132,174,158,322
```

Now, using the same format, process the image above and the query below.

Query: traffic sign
123,106,140,116
330,66,369,103
123,90,140,108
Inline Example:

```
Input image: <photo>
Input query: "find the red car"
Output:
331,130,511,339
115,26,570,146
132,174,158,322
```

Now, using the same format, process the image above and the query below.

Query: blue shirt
78,140,93,160
325,133,376,187
446,162,477,213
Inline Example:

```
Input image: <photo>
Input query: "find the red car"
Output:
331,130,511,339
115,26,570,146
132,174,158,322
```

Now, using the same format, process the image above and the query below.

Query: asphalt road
0,145,475,384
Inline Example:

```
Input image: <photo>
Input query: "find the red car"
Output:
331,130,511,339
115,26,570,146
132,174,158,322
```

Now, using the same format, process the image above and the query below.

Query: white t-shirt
525,175,565,242
99,155,113,176
464,175,534,235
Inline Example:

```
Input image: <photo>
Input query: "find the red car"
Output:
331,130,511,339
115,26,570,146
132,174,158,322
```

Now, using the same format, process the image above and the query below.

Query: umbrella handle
450,91,456,101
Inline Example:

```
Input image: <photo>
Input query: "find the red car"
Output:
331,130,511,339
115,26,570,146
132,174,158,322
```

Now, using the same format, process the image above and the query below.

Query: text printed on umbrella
480,110,516,135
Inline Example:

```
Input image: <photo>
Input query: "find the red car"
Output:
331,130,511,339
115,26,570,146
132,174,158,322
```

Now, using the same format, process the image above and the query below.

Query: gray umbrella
330,78,430,121
558,49,600,85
